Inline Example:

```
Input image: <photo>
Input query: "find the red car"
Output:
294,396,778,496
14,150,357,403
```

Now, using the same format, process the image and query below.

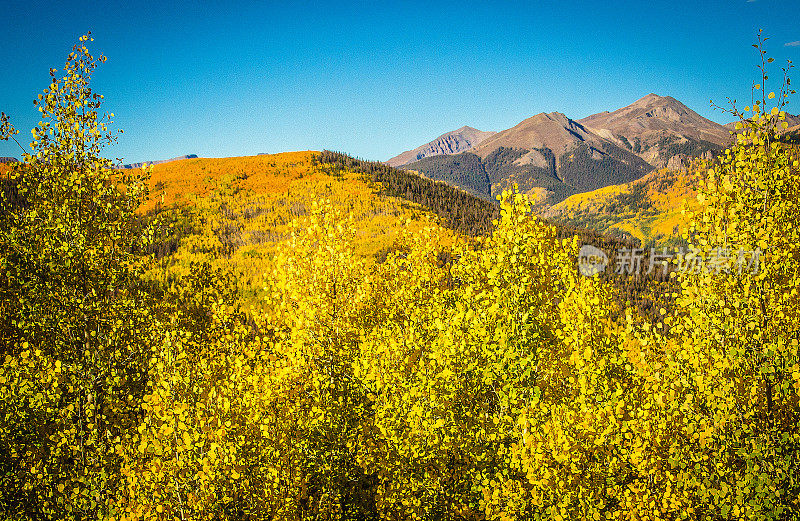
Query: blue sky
2,0,799,163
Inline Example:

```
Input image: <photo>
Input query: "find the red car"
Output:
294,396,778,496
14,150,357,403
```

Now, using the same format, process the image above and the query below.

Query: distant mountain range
386,126,495,167
121,154,198,169
0,155,201,168
388,94,737,206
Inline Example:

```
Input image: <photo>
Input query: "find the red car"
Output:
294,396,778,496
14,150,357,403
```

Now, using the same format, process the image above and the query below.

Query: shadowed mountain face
386,126,495,167
0,157,19,164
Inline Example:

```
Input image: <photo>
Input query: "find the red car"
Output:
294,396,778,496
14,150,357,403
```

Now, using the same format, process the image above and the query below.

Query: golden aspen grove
1,34,800,520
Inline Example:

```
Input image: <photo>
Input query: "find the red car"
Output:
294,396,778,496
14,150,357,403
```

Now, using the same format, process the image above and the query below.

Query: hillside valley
124,150,678,323
545,167,701,246
138,151,461,304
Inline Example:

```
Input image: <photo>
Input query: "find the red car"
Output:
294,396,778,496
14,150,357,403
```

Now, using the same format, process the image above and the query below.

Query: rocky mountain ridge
386,126,495,167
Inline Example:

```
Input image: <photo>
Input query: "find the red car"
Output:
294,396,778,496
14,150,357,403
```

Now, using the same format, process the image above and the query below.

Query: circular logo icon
578,245,608,277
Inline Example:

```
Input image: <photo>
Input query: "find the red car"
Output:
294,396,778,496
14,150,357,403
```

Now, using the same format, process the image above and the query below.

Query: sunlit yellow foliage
142,151,456,308
0,33,161,518
549,167,701,244
2,33,799,521
140,152,316,212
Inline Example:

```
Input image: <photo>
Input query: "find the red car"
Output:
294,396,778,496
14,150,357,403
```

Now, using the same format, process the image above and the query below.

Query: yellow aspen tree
0,34,160,518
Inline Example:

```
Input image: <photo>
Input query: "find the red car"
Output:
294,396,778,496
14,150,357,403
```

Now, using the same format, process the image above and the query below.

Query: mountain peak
629,93,690,110
641,93,695,109
637,93,664,103
386,126,495,167
533,111,568,119
579,95,728,141
578,95,730,167
469,110,605,161
516,111,572,128
545,111,570,122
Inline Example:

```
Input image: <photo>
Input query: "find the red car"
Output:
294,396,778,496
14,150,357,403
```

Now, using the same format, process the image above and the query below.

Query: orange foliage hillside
545,167,700,245
140,151,318,212
138,151,457,303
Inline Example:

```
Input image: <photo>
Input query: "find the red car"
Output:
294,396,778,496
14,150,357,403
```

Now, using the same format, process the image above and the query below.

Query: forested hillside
316,150,499,236
1,35,799,521
546,166,702,246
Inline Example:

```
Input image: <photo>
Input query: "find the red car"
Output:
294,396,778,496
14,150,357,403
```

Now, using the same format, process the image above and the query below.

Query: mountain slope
545,167,700,245
398,152,492,200
578,94,730,167
386,126,495,167
144,150,664,325
406,112,654,206
140,151,461,296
